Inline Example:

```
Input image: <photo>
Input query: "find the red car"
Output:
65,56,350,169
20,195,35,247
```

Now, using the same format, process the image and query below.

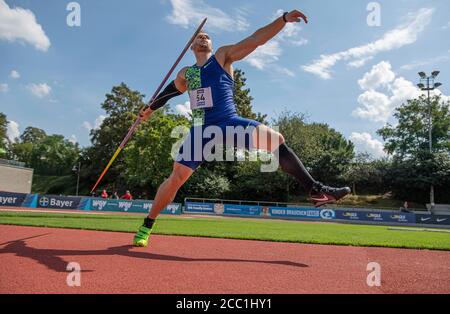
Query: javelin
90,18,207,194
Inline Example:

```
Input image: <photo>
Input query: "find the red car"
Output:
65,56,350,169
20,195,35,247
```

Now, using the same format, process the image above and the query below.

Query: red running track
0,225,449,294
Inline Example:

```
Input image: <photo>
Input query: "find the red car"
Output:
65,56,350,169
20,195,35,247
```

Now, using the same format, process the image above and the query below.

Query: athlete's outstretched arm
217,10,308,63
140,67,188,121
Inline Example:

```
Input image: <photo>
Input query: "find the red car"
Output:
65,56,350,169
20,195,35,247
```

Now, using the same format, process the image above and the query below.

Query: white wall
0,164,34,193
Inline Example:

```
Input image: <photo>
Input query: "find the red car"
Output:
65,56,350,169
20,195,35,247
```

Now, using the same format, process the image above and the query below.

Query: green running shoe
133,225,153,247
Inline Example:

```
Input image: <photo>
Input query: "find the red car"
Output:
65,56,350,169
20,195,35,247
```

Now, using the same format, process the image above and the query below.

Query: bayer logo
39,197,49,207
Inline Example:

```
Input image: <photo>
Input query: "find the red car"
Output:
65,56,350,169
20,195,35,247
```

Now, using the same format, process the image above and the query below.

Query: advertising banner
161,203,182,215
415,214,450,225
263,207,336,220
223,204,261,216
90,198,181,214
184,202,215,214
22,194,38,208
91,199,149,213
0,191,27,207
336,209,416,223
385,212,416,223
78,197,91,210
37,195,81,209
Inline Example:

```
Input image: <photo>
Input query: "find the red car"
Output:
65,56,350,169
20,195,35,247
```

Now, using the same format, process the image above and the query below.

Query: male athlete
133,10,351,247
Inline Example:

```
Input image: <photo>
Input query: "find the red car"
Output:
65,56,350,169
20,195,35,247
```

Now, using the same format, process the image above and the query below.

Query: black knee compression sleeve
149,80,182,111
274,143,316,192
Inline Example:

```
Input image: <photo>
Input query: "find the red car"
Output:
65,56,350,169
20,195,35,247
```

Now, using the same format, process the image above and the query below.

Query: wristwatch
282,12,289,23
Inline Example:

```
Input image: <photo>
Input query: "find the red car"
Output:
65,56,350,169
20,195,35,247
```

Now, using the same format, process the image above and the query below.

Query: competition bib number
189,87,213,110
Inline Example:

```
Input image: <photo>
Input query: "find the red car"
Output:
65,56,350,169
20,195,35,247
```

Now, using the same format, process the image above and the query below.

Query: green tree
228,157,291,202
20,127,47,144
342,153,387,195
225,111,355,202
377,95,450,160
274,111,355,186
0,113,8,156
30,134,80,175
180,168,231,199
385,151,450,203
81,83,146,193
7,125,78,175
234,69,267,124
123,108,190,194
9,142,34,164
377,95,450,203
9,127,47,165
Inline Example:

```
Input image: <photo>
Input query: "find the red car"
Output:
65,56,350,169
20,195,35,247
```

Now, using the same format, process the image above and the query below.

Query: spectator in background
113,191,119,200
400,201,410,213
122,190,133,200
101,189,108,199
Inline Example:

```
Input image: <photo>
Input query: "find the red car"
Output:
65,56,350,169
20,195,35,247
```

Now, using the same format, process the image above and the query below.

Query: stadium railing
0,158,26,168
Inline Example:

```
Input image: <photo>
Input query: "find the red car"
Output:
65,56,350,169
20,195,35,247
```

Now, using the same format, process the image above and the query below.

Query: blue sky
1,0,449,158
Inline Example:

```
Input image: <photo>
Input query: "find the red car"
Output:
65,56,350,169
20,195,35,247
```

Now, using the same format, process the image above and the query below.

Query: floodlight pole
76,162,81,196
426,82,434,208
417,71,442,209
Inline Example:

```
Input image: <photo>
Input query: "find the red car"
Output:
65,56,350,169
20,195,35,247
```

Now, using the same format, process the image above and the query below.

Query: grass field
1,210,449,251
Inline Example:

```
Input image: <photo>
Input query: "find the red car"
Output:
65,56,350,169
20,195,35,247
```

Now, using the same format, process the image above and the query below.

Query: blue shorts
176,116,262,170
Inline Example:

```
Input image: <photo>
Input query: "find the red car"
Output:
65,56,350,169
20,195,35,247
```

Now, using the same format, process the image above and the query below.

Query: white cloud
352,90,393,123
94,115,106,129
166,0,248,32
276,67,295,77
400,52,450,70
388,77,422,109
227,9,303,78
0,0,50,51
243,9,306,74
276,24,309,47
244,39,297,78
244,41,282,70
83,115,106,132
290,38,308,47
175,101,192,118
354,89,392,123
69,135,77,145
273,9,308,47
0,83,9,92
302,8,434,79
353,61,449,124
442,22,450,30
302,54,341,80
349,132,386,159
6,120,20,142
27,83,51,98
353,63,420,123
432,88,450,104
348,57,374,68
82,121,92,131
400,60,430,71
358,61,395,90
10,70,20,79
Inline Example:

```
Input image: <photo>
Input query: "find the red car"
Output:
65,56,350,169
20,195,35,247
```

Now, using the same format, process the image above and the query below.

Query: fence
1,192,449,227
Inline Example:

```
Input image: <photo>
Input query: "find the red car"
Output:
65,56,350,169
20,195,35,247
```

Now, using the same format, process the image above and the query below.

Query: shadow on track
0,234,309,272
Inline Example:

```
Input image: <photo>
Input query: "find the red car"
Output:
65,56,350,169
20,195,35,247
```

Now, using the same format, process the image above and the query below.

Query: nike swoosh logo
421,218,431,221
311,195,331,202
437,219,447,223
